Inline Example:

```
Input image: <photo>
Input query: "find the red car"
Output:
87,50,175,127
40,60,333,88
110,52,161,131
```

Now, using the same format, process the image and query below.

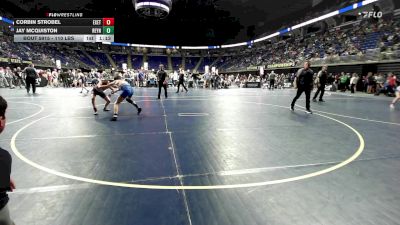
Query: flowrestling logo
358,11,383,19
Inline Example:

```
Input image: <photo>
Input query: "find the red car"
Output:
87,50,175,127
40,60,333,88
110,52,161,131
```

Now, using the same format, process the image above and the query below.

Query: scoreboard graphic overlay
14,17,114,43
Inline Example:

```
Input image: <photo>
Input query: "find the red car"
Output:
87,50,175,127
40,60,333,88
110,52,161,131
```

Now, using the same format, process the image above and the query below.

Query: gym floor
0,87,399,225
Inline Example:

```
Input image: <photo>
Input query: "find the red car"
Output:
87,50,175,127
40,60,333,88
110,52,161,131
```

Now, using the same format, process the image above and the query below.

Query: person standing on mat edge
23,64,38,95
291,61,314,114
269,71,276,90
0,96,16,225
313,65,328,102
176,67,188,93
157,64,168,99
101,75,142,121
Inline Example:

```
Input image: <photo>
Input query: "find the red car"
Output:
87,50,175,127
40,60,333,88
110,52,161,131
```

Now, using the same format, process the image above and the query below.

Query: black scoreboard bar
15,26,105,34
13,18,115,43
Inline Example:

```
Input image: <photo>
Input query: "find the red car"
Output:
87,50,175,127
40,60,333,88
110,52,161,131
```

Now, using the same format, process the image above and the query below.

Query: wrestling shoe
111,114,118,121
319,99,325,102
312,99,317,102
390,104,395,109
103,108,110,111
137,108,142,115
290,105,294,111
305,109,313,114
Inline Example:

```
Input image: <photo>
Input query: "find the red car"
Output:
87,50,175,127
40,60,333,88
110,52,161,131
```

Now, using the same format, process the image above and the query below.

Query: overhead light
134,0,172,19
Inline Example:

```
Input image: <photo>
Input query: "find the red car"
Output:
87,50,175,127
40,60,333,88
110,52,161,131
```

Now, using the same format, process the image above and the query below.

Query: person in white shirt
234,76,240,87
46,69,52,88
4,68,14,89
350,73,359,94
78,70,89,94
203,72,210,88
173,71,179,87
51,69,59,87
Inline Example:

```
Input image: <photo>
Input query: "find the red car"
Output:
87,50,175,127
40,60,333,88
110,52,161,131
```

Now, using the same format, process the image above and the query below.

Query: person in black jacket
313,65,328,102
176,68,188,93
269,71,276,90
291,61,314,114
192,73,199,88
157,64,168,99
0,96,16,225
23,64,38,94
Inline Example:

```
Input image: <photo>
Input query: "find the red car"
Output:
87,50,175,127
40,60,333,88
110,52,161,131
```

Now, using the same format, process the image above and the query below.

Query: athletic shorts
92,87,106,98
120,85,133,98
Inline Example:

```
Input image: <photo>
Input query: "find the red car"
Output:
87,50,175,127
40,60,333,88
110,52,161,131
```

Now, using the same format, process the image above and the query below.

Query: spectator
340,73,350,92
367,72,375,94
350,73,359,94
374,73,385,95
0,68,8,88
13,67,24,89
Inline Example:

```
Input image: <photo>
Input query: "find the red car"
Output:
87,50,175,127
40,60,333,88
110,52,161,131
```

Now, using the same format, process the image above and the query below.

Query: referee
291,61,314,114
23,64,38,94
157,64,168,99
269,71,276,90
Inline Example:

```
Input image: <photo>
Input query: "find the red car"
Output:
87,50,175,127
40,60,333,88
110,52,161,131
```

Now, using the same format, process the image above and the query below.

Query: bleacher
185,57,200,70
111,54,128,69
198,57,216,72
147,55,168,70
214,57,228,69
75,50,97,67
131,55,143,69
171,56,182,71
360,32,381,50
0,14,398,72
88,52,111,68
